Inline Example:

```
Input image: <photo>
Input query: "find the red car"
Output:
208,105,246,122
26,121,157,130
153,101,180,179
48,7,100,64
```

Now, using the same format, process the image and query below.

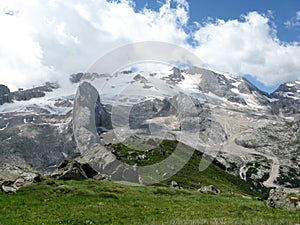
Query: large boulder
13,172,41,189
51,160,98,180
0,84,11,105
0,164,41,193
267,188,300,210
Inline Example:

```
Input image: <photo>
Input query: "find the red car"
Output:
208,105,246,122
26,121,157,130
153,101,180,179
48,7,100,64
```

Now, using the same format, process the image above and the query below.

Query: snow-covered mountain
269,80,300,119
0,66,299,192
0,66,298,118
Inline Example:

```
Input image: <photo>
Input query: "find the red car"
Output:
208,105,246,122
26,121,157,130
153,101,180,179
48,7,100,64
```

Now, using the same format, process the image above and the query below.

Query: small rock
13,178,25,188
198,185,221,194
170,180,180,189
162,172,169,179
1,185,16,193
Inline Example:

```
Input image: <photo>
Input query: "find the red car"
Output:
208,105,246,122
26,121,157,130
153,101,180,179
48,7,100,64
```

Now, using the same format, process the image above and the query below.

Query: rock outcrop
270,80,300,119
169,67,184,82
51,160,98,180
198,185,221,194
0,67,299,193
11,82,59,101
267,188,300,210
73,81,139,183
0,112,77,172
0,84,11,105
0,164,41,193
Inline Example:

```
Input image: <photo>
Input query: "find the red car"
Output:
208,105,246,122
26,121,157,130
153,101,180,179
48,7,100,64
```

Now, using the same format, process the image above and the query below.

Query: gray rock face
160,67,185,85
95,96,112,134
198,185,221,194
0,84,11,105
11,82,59,101
133,74,148,83
272,81,300,99
73,81,107,152
267,188,300,210
235,133,270,148
69,72,104,84
233,121,300,189
124,91,227,151
227,95,247,105
270,98,300,119
185,66,270,107
0,67,299,193
128,98,175,130
73,82,139,183
169,67,184,82
270,81,300,119
0,113,77,172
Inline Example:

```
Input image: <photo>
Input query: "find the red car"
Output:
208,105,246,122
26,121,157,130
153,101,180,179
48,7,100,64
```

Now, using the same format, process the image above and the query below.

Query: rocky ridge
0,66,299,200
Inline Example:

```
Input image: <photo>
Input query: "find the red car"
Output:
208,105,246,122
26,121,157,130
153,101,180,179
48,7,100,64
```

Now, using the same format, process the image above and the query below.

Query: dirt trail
222,130,280,188
215,112,281,188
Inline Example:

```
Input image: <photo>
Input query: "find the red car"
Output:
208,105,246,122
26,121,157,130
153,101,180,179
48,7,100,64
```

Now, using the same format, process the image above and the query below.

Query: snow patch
0,96,73,115
0,122,9,131
286,82,296,87
177,73,199,90
62,152,68,158
206,67,237,81
265,97,279,102
278,91,299,100
231,88,263,109
5,136,12,141
232,81,241,87
206,92,228,103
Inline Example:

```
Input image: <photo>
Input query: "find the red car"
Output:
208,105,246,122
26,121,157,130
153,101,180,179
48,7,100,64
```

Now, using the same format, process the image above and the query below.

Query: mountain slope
0,66,299,194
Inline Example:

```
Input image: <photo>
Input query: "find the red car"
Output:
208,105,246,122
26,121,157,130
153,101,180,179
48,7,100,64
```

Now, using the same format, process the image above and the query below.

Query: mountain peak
271,80,300,101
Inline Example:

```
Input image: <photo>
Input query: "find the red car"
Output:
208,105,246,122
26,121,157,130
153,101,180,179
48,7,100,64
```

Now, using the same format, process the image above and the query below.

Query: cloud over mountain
0,0,299,90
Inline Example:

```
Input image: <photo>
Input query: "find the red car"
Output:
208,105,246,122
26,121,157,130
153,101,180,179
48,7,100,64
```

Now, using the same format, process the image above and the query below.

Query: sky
0,0,299,93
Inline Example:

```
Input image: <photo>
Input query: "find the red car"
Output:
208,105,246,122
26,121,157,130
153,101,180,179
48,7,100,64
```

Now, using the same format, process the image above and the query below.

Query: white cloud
0,4,57,90
0,0,299,90
285,11,300,28
194,12,300,86
0,0,190,90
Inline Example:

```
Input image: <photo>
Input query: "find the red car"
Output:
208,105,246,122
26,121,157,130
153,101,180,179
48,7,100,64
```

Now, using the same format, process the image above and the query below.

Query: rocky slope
0,66,299,194
270,80,300,119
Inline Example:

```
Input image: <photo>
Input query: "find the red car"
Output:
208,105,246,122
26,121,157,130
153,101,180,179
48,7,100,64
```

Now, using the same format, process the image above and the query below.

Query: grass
0,139,299,224
0,179,299,225
111,140,262,197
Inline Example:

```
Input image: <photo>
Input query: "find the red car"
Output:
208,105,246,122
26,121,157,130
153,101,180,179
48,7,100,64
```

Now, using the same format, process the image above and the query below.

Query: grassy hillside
111,139,260,196
0,140,298,224
0,179,299,225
